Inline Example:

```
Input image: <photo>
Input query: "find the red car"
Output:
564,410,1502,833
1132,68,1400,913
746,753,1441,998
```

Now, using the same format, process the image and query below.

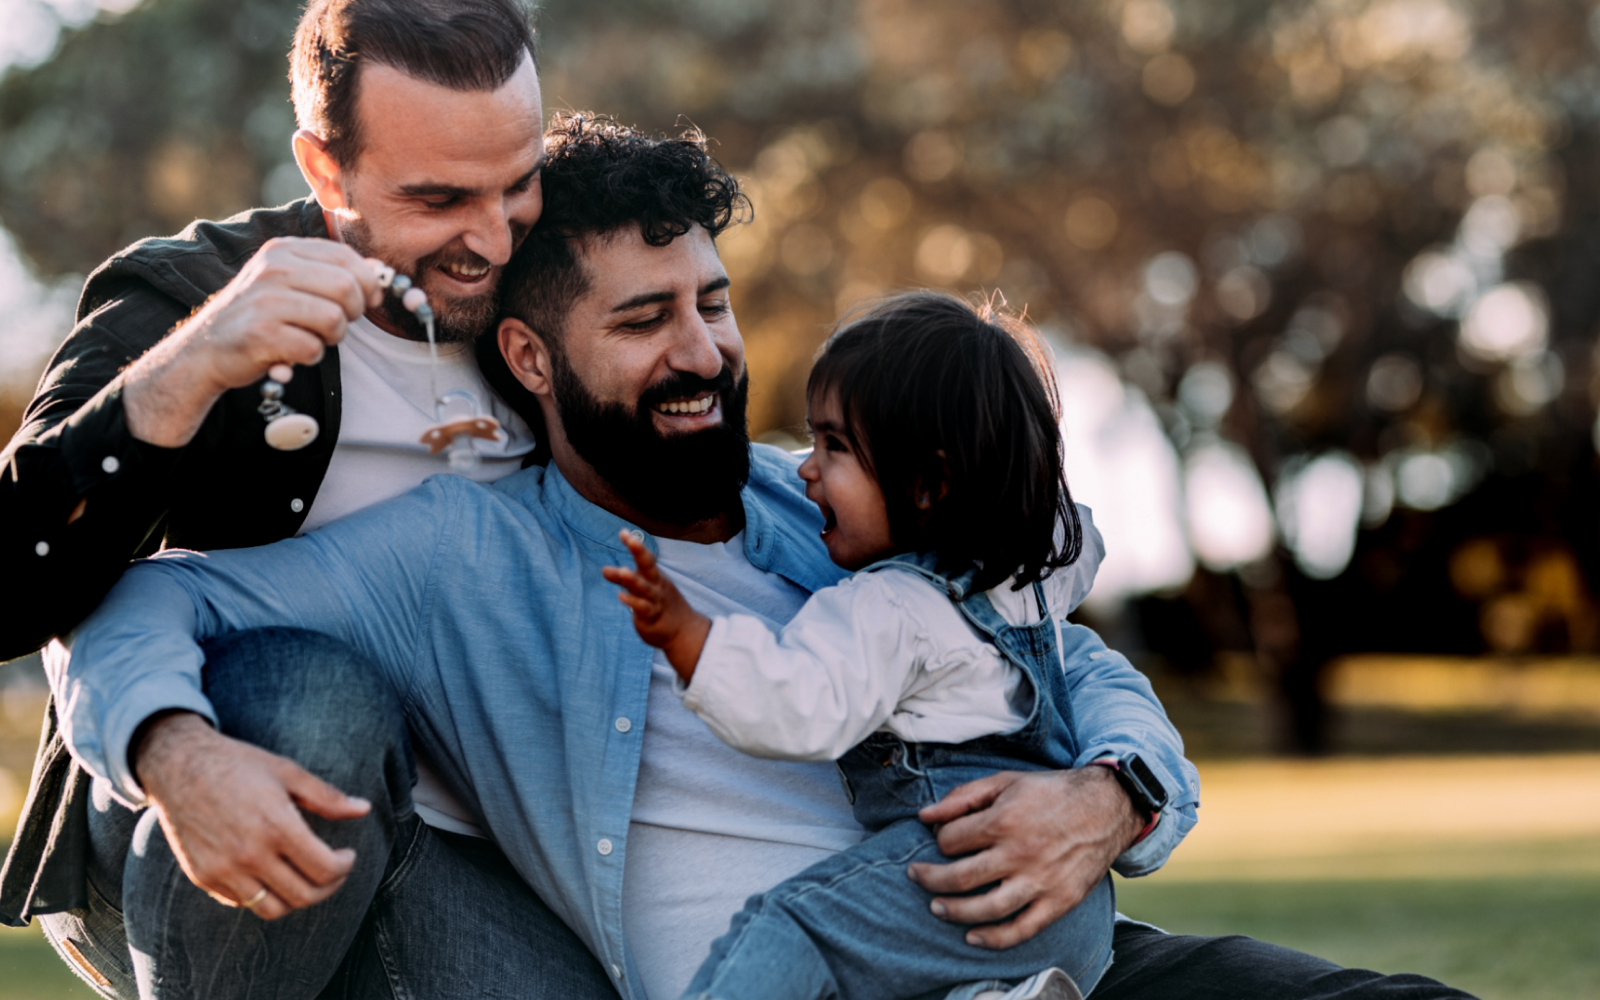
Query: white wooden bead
264,413,320,451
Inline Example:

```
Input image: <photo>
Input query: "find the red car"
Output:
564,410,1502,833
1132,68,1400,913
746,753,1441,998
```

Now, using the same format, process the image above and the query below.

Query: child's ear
912,452,952,510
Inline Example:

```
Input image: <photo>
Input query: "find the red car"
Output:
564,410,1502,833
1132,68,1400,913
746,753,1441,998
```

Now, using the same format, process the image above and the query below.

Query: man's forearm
121,331,231,448
132,709,218,798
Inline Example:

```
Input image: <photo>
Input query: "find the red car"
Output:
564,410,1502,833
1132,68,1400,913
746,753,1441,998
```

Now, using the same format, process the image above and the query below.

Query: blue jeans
682,815,1113,1000
38,627,618,1000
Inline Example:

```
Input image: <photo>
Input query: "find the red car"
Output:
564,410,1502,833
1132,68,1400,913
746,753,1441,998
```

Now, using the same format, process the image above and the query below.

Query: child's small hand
602,530,712,683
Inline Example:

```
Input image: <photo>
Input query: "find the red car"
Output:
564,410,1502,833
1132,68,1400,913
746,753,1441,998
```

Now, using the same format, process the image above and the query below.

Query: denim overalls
683,554,1117,1000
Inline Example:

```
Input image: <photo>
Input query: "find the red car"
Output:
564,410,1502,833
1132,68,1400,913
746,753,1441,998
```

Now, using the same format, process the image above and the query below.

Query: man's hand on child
906,767,1143,949
603,531,713,683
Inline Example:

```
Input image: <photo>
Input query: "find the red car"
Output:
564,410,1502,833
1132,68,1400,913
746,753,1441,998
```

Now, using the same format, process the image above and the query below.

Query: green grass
1115,874,1600,1000
3,876,1597,998
0,925,91,999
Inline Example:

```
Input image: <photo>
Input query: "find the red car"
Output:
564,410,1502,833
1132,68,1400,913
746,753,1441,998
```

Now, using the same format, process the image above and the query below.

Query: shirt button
614,717,632,733
101,455,120,474
34,541,50,557
597,838,613,856
290,498,305,513
611,964,623,979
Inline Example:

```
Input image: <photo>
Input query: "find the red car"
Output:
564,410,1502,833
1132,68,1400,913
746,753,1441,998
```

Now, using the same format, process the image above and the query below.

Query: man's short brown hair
289,0,536,167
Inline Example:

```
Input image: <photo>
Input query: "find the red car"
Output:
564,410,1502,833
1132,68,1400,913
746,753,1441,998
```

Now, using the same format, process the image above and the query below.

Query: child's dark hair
807,291,1082,593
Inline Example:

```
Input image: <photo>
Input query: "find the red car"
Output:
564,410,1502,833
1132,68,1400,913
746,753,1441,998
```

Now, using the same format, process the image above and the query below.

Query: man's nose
460,198,516,267
667,308,726,380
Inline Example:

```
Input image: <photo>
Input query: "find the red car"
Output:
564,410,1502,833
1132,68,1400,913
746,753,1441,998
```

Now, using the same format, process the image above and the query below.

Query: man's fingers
261,326,333,370
927,873,1043,927
964,899,1062,951
918,771,1014,826
281,259,377,323
270,815,355,905
281,764,370,822
246,890,292,922
257,853,346,911
927,806,1007,860
273,288,355,346
908,847,1006,897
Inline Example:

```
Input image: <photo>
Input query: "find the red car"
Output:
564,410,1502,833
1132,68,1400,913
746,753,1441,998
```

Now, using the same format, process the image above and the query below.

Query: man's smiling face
503,222,752,529
558,224,744,437
297,52,545,341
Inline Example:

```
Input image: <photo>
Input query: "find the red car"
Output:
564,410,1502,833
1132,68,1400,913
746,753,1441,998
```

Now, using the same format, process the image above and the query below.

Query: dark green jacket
0,198,533,923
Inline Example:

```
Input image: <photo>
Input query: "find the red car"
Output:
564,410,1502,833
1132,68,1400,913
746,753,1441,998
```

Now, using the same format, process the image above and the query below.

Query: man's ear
498,317,555,396
292,129,348,213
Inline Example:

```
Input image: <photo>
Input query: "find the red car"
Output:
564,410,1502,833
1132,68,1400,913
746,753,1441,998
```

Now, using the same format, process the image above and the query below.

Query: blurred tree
6,0,1600,752
0,0,301,275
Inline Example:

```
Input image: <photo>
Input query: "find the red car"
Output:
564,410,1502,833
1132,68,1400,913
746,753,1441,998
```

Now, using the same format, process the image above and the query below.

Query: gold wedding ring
241,887,269,910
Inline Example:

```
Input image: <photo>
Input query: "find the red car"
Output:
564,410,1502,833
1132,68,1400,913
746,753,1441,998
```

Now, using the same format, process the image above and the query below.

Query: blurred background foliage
4,2,1600,995
6,0,1600,745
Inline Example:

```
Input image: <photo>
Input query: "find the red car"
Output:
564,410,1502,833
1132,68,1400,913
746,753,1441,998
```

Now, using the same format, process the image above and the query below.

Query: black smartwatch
1100,753,1169,820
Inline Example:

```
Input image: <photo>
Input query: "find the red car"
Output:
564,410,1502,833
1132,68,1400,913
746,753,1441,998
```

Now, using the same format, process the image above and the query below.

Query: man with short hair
0,1,607,994
55,114,1475,1000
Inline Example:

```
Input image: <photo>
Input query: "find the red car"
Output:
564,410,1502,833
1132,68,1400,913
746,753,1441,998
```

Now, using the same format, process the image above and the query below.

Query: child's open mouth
820,507,838,536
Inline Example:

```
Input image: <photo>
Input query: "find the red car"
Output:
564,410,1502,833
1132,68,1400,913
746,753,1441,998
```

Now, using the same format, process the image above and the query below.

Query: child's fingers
618,530,660,577
603,566,656,600
617,591,661,621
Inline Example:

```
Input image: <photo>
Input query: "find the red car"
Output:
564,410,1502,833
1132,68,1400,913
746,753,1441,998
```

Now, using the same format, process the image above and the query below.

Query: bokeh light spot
1064,196,1119,250
1459,282,1547,363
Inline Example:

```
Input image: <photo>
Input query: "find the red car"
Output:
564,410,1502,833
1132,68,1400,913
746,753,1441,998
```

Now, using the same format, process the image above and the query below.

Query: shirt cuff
101,687,218,808
675,616,732,705
56,380,185,499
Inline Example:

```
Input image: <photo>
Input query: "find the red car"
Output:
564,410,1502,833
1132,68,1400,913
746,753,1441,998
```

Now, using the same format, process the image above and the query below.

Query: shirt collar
498,446,848,593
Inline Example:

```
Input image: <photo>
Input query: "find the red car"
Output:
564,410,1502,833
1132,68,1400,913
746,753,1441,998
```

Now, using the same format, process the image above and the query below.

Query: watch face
1125,754,1170,809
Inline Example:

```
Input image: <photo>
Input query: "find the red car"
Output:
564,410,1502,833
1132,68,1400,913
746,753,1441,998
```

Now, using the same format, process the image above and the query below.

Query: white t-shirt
300,316,536,532
622,534,864,1000
301,316,536,836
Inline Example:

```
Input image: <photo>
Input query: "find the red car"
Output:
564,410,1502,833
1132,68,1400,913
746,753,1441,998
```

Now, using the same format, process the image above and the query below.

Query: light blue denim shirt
55,445,1199,999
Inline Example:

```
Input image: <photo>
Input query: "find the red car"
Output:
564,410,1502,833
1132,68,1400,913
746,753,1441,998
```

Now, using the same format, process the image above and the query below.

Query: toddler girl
605,292,1193,1000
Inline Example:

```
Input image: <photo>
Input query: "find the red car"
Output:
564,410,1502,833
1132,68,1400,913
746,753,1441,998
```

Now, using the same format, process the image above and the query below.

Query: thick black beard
552,357,751,526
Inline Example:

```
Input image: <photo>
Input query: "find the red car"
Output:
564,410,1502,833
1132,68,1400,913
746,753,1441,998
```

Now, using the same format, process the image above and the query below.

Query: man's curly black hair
477,112,750,459
497,112,749,346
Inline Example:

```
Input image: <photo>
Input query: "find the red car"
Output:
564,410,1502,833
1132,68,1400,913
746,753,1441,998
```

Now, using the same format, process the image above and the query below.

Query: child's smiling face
798,391,896,570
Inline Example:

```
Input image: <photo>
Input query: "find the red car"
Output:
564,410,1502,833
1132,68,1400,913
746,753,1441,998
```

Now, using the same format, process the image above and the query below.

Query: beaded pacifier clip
259,259,502,472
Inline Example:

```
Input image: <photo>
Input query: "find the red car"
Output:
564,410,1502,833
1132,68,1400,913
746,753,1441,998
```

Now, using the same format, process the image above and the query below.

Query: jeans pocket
374,813,432,903
39,878,135,999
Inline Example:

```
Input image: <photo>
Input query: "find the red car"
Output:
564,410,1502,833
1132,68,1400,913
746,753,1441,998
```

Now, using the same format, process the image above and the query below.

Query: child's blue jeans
680,735,1116,1000
680,814,1114,1000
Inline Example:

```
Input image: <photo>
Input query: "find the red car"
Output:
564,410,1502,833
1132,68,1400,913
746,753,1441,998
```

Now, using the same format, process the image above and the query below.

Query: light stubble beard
339,215,501,344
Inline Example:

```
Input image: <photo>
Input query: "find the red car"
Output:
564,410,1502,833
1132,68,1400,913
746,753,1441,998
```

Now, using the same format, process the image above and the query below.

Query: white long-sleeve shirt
681,542,1102,762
